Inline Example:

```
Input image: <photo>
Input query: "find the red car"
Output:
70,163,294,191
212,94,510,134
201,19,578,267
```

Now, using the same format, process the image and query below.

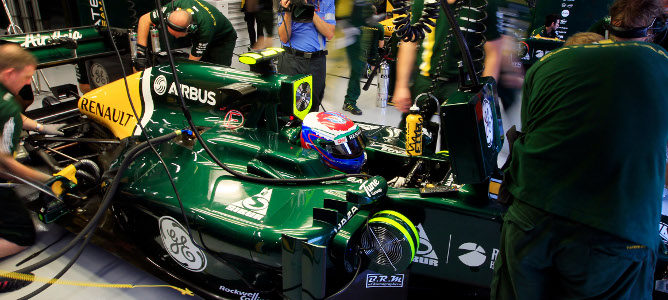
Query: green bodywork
83,59,504,298
0,26,122,69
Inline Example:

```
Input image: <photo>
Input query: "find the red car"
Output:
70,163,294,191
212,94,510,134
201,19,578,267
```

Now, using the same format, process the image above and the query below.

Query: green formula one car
20,45,508,299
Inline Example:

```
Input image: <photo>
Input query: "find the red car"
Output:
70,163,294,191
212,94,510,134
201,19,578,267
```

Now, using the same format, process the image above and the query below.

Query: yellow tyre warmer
361,210,418,275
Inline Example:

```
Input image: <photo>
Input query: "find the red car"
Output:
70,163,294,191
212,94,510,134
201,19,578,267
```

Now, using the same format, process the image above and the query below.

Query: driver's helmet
301,111,367,173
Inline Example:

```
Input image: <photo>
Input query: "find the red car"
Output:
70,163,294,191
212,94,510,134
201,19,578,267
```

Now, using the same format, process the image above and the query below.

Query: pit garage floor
0,36,664,300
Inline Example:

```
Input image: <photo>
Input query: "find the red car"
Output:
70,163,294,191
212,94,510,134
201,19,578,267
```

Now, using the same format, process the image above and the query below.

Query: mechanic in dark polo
136,0,237,68
0,44,68,292
492,0,668,298
277,0,335,112
530,14,561,39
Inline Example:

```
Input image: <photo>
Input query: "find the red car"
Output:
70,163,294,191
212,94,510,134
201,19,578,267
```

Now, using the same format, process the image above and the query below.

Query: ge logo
154,75,168,95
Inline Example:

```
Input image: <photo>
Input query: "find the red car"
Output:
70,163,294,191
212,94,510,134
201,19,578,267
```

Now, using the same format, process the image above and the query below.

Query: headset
606,14,668,40
165,8,198,33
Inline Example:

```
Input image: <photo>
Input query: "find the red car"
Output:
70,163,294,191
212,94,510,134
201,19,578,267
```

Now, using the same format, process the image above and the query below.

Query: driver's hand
280,0,291,9
393,86,412,113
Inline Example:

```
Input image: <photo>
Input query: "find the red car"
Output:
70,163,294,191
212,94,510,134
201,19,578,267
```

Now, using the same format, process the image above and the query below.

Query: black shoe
342,103,362,115
0,272,34,293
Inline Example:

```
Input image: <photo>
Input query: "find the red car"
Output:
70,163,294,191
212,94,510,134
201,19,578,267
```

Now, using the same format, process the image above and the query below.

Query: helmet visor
320,132,366,159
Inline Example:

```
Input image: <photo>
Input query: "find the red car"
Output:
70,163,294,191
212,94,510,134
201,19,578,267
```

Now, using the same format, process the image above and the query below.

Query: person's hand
280,0,291,10
45,175,74,197
133,44,149,71
393,86,412,113
37,123,66,136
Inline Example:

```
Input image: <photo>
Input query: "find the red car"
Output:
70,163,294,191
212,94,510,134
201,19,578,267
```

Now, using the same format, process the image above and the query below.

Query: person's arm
393,41,417,113
137,12,154,48
313,13,335,41
277,0,292,43
482,38,502,81
189,55,202,61
0,154,51,183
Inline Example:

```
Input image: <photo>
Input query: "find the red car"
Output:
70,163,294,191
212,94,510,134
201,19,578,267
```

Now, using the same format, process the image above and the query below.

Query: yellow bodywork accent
293,76,313,120
78,72,143,139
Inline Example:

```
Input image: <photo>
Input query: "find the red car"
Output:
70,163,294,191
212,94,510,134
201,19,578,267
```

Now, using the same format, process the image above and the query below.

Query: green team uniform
530,25,557,38
344,18,384,107
401,0,500,148
151,0,237,66
492,41,668,299
0,84,36,246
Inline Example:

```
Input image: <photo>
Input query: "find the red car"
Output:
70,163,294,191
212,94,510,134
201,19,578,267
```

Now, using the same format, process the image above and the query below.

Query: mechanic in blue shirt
277,0,335,112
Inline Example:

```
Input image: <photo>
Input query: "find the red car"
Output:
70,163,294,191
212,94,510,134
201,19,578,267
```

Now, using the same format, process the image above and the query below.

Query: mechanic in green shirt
0,44,69,292
530,14,561,39
342,2,384,115
136,0,237,68
393,0,501,146
491,0,668,298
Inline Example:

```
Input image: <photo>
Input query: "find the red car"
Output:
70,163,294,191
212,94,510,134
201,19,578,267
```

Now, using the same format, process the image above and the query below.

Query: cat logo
413,224,439,267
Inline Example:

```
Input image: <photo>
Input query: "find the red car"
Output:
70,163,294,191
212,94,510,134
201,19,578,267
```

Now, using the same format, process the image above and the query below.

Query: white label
225,188,273,220
219,285,261,300
153,75,168,95
413,224,439,267
482,98,494,148
458,242,487,267
366,273,405,288
158,216,207,272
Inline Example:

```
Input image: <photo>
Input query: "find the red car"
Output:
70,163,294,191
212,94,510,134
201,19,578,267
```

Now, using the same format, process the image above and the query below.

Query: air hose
152,0,370,185
13,131,180,275
392,0,439,42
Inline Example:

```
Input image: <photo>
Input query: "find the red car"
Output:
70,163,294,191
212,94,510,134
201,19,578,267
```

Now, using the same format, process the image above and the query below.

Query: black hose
17,232,93,300
152,0,370,185
16,132,178,274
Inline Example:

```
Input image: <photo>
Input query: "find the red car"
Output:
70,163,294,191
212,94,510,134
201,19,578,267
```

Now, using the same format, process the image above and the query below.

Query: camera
280,0,315,23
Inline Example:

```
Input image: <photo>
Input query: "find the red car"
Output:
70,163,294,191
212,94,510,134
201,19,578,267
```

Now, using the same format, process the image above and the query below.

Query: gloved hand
37,123,66,136
377,47,385,57
45,164,78,197
133,44,149,71
388,176,406,188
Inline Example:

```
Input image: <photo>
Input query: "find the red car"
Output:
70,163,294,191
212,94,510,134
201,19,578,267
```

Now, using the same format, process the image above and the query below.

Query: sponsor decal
19,30,84,48
334,206,359,233
482,97,493,147
158,216,207,272
79,97,134,127
359,178,381,197
413,224,439,267
347,177,364,184
535,50,544,58
490,248,499,269
222,110,244,129
219,285,260,300
561,10,570,18
87,0,107,26
369,142,406,156
165,81,216,106
458,242,487,267
323,189,347,199
366,274,405,288
153,75,168,95
226,188,272,220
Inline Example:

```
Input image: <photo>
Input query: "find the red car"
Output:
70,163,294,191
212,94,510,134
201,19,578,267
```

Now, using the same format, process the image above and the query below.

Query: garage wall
205,0,250,46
